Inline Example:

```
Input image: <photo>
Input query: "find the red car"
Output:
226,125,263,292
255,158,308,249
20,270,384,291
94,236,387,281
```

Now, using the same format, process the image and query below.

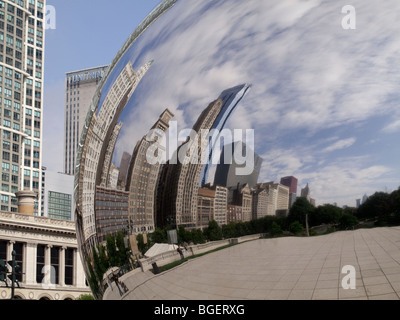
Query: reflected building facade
76,61,152,254
157,85,249,230
126,109,174,242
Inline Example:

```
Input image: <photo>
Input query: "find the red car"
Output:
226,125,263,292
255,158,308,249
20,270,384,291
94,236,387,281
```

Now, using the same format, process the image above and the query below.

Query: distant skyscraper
214,141,263,189
356,199,361,208
301,183,311,202
280,176,298,194
280,176,298,208
64,66,108,176
362,194,368,204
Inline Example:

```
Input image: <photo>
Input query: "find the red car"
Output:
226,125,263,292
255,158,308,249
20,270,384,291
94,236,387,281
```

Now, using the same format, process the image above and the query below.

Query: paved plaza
105,227,400,300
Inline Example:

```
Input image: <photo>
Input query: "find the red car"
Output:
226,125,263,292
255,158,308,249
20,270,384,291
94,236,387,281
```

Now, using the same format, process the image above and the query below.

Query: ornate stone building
0,212,90,300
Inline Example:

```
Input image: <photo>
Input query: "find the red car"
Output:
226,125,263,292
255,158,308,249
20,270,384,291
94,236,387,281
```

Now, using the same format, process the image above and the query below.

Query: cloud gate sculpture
74,0,400,298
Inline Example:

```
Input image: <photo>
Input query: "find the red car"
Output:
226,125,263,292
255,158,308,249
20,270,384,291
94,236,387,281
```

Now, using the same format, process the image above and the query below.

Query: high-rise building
252,187,269,220
280,176,298,194
301,183,311,202
258,182,290,216
64,66,108,176
214,141,263,189
280,176,298,208
0,0,46,214
41,168,74,221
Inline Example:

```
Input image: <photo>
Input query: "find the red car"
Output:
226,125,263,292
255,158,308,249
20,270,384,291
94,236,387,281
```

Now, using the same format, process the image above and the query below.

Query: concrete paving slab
103,227,400,300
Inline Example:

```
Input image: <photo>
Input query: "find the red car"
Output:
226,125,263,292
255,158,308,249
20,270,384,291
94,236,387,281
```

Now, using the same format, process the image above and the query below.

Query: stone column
25,243,37,286
6,241,15,261
15,190,37,215
59,247,66,286
73,248,78,287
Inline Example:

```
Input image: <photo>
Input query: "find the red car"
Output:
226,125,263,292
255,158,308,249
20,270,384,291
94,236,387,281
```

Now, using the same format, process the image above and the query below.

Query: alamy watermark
342,265,356,290
146,121,255,176
342,5,356,30
45,5,56,30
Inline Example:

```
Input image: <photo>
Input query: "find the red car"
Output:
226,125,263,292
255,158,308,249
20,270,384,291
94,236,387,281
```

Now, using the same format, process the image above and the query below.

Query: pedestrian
177,246,184,260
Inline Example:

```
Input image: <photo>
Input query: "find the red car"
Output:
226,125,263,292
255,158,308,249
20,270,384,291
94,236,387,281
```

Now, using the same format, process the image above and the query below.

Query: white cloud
322,138,357,153
382,119,400,133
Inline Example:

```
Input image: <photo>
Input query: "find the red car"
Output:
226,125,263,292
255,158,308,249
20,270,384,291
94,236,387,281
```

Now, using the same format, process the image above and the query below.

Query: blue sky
43,0,161,171
43,0,400,208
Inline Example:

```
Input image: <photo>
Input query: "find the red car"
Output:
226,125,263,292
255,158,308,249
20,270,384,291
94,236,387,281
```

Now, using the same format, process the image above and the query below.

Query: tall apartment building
0,0,46,214
280,176,298,208
252,187,268,219
261,182,290,217
64,65,108,176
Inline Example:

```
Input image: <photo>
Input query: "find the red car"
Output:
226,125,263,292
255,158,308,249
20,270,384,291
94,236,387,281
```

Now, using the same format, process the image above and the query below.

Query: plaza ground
104,226,400,300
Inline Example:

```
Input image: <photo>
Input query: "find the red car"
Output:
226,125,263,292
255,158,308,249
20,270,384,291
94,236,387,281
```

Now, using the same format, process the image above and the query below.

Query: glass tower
0,0,45,214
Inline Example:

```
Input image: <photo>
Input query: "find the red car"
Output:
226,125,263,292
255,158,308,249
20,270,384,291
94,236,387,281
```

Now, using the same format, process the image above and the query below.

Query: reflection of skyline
92,0,400,208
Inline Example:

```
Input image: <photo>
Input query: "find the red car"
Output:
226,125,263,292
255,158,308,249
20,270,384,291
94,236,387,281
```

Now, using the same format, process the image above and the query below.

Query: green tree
92,247,106,283
271,222,283,237
136,234,147,255
310,204,342,226
106,235,118,267
151,228,168,244
190,229,206,244
288,197,315,226
222,222,237,239
204,220,223,241
178,225,192,244
116,232,129,266
339,214,358,230
289,221,303,235
357,192,391,220
98,244,109,271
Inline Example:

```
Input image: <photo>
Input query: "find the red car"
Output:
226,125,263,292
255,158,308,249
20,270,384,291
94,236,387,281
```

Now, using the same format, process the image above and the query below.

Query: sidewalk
104,227,400,300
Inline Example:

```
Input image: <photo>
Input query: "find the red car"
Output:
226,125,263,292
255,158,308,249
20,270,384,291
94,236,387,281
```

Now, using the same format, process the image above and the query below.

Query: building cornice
0,212,76,236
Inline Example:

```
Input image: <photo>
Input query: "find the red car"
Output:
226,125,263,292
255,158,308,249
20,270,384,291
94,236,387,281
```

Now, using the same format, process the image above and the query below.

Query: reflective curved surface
75,0,400,298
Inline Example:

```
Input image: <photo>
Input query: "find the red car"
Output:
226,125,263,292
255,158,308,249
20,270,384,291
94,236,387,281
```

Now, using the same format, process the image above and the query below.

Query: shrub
289,221,303,235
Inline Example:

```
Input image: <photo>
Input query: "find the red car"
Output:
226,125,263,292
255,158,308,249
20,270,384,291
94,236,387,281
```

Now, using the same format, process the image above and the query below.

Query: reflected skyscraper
126,109,174,248
214,141,262,189
200,84,251,186
64,66,108,176
157,85,249,229
76,61,152,253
